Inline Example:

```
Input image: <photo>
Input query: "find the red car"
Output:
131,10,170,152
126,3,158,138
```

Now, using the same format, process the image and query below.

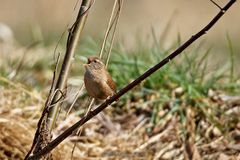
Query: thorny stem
27,0,236,159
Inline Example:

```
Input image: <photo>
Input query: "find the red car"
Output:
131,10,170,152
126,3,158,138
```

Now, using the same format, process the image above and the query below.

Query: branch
210,0,223,10
24,53,61,160
25,0,93,159
47,0,94,131
27,0,236,159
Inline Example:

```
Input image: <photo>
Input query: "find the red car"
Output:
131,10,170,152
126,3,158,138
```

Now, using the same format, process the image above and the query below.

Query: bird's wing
106,73,117,92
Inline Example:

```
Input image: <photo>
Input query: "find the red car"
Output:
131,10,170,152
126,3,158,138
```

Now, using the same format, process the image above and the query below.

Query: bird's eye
93,60,97,63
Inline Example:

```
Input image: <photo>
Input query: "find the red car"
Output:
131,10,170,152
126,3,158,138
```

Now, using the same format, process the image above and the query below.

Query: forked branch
25,0,94,159
47,0,94,131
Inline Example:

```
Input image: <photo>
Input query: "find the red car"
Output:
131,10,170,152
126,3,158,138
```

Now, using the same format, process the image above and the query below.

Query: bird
84,56,117,100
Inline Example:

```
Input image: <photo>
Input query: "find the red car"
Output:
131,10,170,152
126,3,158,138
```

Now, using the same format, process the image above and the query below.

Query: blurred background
0,0,239,50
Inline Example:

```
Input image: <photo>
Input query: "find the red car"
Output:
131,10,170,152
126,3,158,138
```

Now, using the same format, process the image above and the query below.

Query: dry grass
1,84,240,159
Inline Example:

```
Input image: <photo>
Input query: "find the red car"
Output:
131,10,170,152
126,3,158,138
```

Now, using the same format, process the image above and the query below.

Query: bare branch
25,0,94,159
24,52,61,159
99,0,120,59
106,0,124,67
47,0,94,131
210,0,222,10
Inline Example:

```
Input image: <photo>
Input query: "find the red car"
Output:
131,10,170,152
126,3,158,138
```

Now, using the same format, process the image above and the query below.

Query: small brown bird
84,56,117,100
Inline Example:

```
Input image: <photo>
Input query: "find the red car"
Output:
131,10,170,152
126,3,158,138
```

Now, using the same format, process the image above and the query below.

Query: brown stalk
24,53,61,160
25,0,94,159
27,0,236,159
47,0,94,131
70,0,124,157
106,0,124,67
99,0,119,59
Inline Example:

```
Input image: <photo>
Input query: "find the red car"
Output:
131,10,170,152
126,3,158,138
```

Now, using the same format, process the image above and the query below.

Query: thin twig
99,0,119,59
66,84,85,116
70,98,94,159
47,89,65,109
106,0,124,67
210,0,222,10
27,1,236,159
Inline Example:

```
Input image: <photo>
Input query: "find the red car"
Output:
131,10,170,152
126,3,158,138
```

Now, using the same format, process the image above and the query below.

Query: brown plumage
84,56,116,100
